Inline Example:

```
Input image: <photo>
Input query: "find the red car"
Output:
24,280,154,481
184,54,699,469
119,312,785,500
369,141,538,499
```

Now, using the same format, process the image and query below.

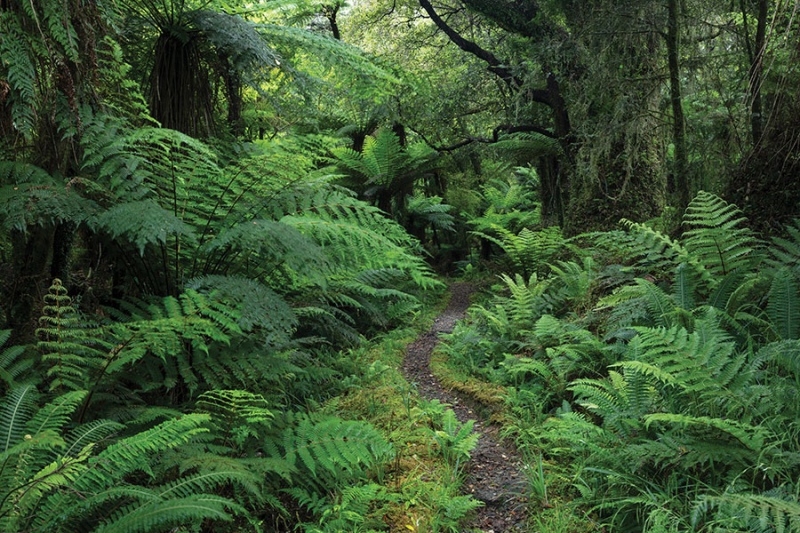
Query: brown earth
402,283,528,532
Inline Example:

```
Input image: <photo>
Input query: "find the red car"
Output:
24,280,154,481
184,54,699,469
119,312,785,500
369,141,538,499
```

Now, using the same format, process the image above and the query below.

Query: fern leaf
280,416,393,488
767,267,800,340
187,275,297,335
95,200,197,255
75,414,211,491
0,330,30,388
683,191,763,278
694,492,800,532
95,494,242,533
0,385,37,453
26,390,86,437
644,413,769,450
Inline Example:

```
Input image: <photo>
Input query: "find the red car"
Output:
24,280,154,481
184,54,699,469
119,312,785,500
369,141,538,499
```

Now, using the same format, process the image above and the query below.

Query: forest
1,0,799,531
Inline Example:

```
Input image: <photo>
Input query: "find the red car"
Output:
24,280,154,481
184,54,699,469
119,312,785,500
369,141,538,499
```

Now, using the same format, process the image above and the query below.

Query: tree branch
412,124,555,152
418,0,524,91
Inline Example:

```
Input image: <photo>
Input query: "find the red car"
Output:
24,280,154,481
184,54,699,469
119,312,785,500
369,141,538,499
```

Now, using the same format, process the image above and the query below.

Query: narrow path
402,283,528,532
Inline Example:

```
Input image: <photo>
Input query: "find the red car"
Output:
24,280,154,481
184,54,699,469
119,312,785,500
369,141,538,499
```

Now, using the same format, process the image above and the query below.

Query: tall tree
0,0,120,336
416,0,573,226
667,0,689,212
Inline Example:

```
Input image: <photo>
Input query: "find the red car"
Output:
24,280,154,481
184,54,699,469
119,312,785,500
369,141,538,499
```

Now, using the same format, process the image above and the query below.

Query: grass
322,287,482,532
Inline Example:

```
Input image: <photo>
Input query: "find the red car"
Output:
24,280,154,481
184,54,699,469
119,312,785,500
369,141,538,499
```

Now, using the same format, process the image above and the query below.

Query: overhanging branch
418,0,551,108
413,124,556,152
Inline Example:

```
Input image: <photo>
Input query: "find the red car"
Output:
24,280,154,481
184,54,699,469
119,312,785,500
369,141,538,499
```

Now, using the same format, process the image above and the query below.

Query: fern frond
279,416,393,489
644,413,769,450
95,200,196,255
0,20,36,134
75,414,211,491
196,389,274,452
94,494,243,533
620,219,709,283
694,492,800,532
26,390,86,438
0,330,31,389
766,267,800,340
187,275,297,335
493,131,561,158
37,279,111,392
0,164,98,231
770,219,800,273
405,193,455,232
201,218,328,283
683,191,763,278
0,385,37,453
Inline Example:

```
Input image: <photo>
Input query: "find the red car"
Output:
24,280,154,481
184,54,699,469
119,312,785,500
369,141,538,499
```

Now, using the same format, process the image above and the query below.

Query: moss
322,286,480,532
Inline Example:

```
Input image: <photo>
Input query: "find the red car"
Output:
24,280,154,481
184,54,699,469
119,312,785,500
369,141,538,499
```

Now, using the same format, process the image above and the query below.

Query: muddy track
402,283,528,532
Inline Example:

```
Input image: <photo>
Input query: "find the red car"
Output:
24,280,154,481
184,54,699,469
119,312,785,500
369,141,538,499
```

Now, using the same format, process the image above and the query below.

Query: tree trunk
748,0,768,146
667,0,689,212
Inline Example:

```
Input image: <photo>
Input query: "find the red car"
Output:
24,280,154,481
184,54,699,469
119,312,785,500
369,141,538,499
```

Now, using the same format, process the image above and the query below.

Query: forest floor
402,283,529,532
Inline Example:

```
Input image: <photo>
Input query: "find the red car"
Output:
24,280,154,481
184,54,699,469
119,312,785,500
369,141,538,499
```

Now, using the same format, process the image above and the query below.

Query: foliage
439,191,800,532
0,385,250,532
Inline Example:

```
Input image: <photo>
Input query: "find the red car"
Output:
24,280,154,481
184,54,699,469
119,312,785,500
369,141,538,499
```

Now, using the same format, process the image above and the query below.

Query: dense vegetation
1,0,799,531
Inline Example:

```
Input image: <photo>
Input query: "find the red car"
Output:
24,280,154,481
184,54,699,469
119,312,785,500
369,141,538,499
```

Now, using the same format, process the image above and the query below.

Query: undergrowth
434,192,800,532
324,290,483,532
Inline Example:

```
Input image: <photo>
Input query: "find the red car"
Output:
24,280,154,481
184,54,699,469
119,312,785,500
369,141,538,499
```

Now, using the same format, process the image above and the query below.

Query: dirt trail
402,283,528,532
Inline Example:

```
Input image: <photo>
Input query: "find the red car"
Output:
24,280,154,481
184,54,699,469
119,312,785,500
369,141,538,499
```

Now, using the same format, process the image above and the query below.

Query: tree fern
473,225,563,277
331,128,438,218
0,163,97,231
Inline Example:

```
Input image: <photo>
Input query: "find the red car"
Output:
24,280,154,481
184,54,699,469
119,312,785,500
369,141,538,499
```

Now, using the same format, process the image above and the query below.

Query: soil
402,283,528,532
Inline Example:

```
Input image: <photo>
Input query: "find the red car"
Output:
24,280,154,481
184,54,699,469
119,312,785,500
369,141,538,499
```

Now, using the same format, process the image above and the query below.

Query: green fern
694,491,800,532
766,267,800,340
570,367,660,437
37,279,110,392
27,413,251,533
405,193,455,233
644,413,769,451
770,219,800,273
0,163,98,231
104,289,242,397
0,330,32,389
471,225,563,277
492,131,562,158
683,191,763,278
0,15,37,135
196,389,274,453
331,128,438,217
277,415,394,490
187,275,297,337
